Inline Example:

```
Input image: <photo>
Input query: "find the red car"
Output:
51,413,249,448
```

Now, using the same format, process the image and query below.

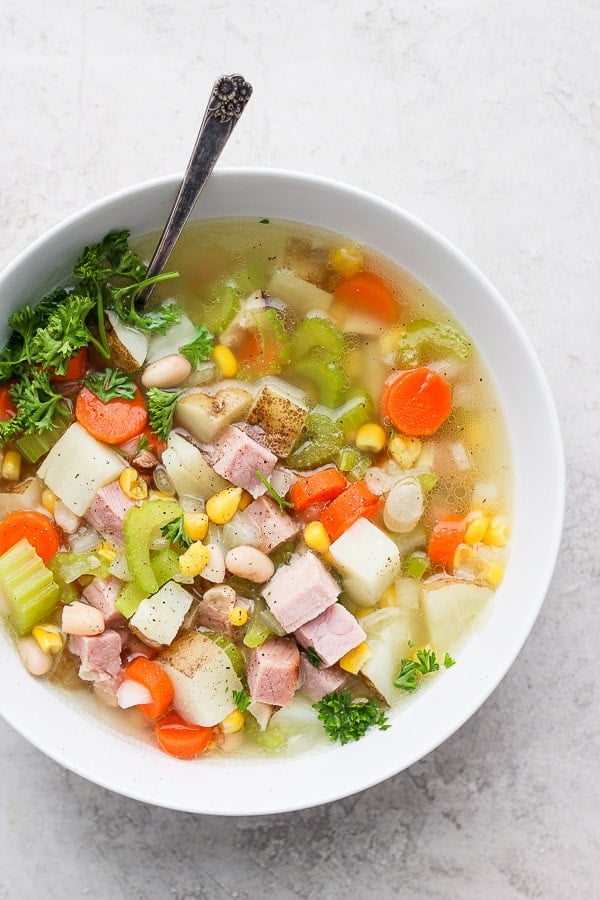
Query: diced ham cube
204,426,277,498
297,653,347,701
244,496,299,553
295,603,366,667
68,630,123,683
82,576,126,628
196,585,238,636
246,637,300,707
85,481,136,550
262,551,340,632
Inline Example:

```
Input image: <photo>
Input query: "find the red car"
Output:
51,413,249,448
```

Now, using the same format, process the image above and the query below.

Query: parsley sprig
232,689,251,712
313,691,389,745
84,368,136,403
305,647,322,668
255,469,293,511
179,325,214,366
394,647,455,693
160,513,192,551
146,388,182,440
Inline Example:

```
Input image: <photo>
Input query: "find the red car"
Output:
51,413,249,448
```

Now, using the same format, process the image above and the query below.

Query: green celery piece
0,538,59,637
123,500,183,595
115,547,184,618
346,451,372,482
337,446,360,472
204,631,246,677
397,318,471,367
417,473,438,493
202,265,264,333
291,317,345,362
403,552,430,579
334,392,373,433
285,412,344,469
49,550,109,585
16,421,67,464
255,727,286,751
294,354,347,407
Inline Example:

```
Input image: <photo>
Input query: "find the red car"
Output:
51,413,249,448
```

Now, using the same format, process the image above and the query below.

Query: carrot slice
381,367,451,436
319,480,381,542
290,469,347,512
75,385,148,445
428,516,466,569
0,510,60,564
334,272,398,323
125,657,174,720
155,711,213,759
50,348,88,382
0,385,17,422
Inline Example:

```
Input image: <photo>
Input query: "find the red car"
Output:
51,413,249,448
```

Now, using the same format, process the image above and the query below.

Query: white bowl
0,170,564,815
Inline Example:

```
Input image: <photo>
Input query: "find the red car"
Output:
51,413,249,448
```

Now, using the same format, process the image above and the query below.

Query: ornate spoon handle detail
136,74,252,308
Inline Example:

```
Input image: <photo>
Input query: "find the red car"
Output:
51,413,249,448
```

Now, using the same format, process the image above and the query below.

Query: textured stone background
0,2,598,897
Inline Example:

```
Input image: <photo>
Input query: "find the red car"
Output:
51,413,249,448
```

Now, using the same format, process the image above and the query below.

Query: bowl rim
0,167,565,815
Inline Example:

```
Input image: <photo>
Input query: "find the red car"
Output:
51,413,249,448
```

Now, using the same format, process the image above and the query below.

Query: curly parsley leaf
28,293,98,374
135,434,150,453
232,689,251,712
394,647,441,693
255,469,293,511
444,652,456,669
179,325,214,366
9,371,69,434
111,290,181,334
84,368,136,403
160,513,192,551
0,415,25,444
313,690,389,745
146,387,182,440
74,230,147,286
305,647,322,668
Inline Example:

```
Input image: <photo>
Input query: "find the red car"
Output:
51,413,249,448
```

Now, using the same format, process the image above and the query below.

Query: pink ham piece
246,636,300,707
243,496,299,553
204,425,277,498
295,603,366,667
82,576,126,628
68,629,123,684
262,551,340,632
297,652,347,702
85,481,136,549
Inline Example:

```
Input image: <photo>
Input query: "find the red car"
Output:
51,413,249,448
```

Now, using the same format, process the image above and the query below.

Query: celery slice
243,621,271,649
397,319,471,367
285,412,344,469
149,547,181,586
115,546,183,618
294,355,346,407
291,317,345,362
123,500,182,595
403,551,430,579
204,631,246,676
0,539,59,637
334,392,373,433
201,266,264,333
49,550,109,585
16,422,68,464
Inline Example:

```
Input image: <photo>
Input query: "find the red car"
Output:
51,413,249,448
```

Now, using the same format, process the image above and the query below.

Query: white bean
141,354,192,388
54,500,81,535
18,636,52,676
225,546,274,583
203,584,237,605
383,477,424,533
202,543,227,583
61,600,105,636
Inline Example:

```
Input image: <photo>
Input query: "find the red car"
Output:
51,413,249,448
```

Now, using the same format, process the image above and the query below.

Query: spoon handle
136,73,252,308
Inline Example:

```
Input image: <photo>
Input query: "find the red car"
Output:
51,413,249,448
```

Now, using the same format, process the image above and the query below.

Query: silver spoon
135,73,252,309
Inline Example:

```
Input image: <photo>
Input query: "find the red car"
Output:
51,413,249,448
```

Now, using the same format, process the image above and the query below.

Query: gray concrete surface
0,2,598,897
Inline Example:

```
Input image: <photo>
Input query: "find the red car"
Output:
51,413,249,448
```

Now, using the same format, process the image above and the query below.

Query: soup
0,218,511,757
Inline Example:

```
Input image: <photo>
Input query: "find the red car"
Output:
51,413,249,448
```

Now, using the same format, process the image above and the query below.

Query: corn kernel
378,584,397,608
329,244,364,278
2,450,21,482
379,325,405,356
221,708,245,734
452,543,485,578
119,467,148,501
303,521,330,554
356,423,386,454
178,541,210,577
464,513,490,546
32,624,65,655
213,344,238,378
485,516,511,548
96,541,117,563
388,434,422,468
206,486,242,525
483,561,504,587
229,605,248,627
41,488,57,514
339,641,372,674
183,512,209,542
238,489,253,511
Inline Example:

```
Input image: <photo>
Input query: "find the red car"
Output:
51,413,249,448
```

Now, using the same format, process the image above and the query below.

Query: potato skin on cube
159,631,242,727
247,385,309,457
